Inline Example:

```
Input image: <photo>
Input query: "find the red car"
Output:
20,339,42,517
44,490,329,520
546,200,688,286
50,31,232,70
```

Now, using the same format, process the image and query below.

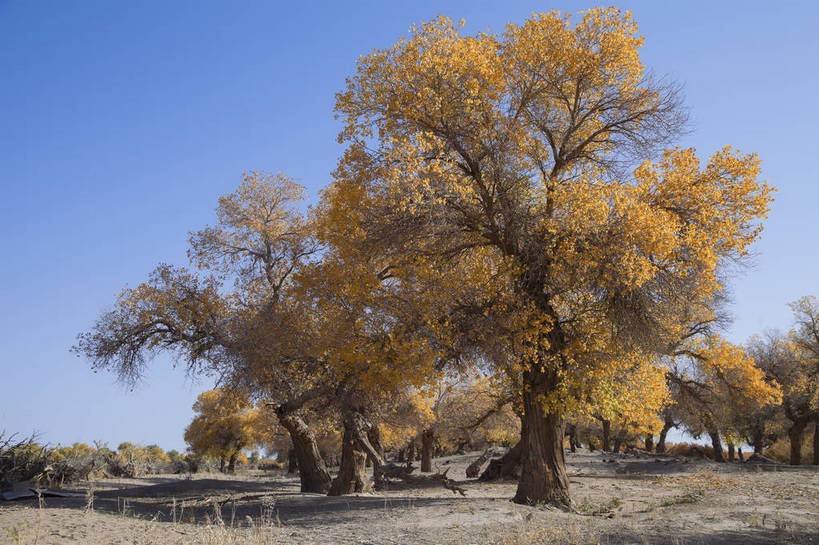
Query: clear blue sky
1,1,817,452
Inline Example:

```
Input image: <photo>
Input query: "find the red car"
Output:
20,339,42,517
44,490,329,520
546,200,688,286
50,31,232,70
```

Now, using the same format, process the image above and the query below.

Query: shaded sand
1,451,817,544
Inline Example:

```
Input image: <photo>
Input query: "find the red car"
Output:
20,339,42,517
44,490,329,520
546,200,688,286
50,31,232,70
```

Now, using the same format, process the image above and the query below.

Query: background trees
183,389,259,473
742,300,819,465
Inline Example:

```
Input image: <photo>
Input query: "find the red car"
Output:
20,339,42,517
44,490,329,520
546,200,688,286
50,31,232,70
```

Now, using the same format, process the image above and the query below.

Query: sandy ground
1,450,817,545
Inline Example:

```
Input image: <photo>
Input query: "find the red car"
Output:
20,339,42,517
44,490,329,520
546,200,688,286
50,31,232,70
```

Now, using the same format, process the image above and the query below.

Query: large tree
326,9,774,505
74,172,339,492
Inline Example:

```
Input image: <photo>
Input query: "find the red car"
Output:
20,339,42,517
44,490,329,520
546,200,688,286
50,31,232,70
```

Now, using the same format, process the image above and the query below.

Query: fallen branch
465,447,494,478
394,468,466,496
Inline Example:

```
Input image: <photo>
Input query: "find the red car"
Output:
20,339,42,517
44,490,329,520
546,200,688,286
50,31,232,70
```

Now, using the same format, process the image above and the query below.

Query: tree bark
656,417,674,453
612,429,625,454
566,423,578,452
479,440,522,481
276,408,332,493
727,442,735,462
708,429,725,462
466,447,494,478
788,419,808,465
513,375,570,507
737,445,743,462
421,428,434,472
601,419,611,452
287,448,298,473
366,424,384,471
749,423,765,455
219,456,226,473
227,450,238,473
644,434,654,452
329,417,372,496
813,420,819,466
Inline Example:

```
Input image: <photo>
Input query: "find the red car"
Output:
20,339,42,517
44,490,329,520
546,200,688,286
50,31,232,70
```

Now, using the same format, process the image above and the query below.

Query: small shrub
661,487,706,506
577,496,622,515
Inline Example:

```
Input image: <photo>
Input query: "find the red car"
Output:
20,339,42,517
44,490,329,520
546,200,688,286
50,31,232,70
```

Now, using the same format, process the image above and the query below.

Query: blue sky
1,1,817,451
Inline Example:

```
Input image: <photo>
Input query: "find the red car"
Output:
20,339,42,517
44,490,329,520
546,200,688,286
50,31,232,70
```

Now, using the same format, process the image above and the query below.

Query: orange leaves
184,388,261,459
578,351,669,434
324,6,776,427
676,335,782,409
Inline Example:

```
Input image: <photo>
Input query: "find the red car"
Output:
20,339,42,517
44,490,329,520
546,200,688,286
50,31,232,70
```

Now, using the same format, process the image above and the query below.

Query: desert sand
1,450,817,545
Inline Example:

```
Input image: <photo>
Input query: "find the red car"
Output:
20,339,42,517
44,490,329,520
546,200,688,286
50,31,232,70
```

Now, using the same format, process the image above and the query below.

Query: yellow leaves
185,388,261,458
577,350,669,433
188,171,314,305
678,335,782,407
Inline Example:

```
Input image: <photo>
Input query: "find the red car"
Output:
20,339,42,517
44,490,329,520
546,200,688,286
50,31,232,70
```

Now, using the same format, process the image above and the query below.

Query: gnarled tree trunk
287,448,298,473
479,440,522,481
407,441,416,463
276,408,332,493
708,429,725,462
656,416,675,453
566,423,578,452
366,424,384,471
612,428,626,454
644,434,654,452
466,447,494,478
513,372,570,507
227,450,239,473
329,416,372,495
601,419,611,452
813,420,819,466
421,428,434,472
749,423,765,455
788,419,808,465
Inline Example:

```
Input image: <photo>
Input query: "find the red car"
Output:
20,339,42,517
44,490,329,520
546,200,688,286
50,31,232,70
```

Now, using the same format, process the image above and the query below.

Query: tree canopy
74,8,786,507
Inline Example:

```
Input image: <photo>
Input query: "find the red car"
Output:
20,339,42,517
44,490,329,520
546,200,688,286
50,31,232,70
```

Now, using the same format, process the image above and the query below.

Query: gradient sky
1,1,817,452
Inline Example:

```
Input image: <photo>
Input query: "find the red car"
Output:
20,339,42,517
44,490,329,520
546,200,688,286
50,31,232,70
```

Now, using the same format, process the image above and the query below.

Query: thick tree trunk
421,428,434,472
287,448,298,473
227,450,238,473
708,429,725,462
479,440,522,481
644,434,654,452
813,420,819,466
366,425,384,471
601,419,611,452
788,419,808,465
566,423,578,452
656,417,674,453
276,408,332,493
727,442,735,462
329,418,372,496
612,429,625,454
466,447,494,478
750,424,765,454
513,378,570,507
